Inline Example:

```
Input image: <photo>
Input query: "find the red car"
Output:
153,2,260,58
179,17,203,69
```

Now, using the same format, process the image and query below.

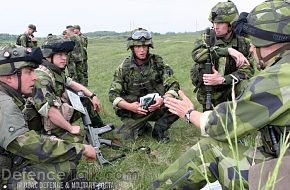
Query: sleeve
7,130,84,163
108,65,125,107
203,70,286,141
33,70,58,117
191,39,208,63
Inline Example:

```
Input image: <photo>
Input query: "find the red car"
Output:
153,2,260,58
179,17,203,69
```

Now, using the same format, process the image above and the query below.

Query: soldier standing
109,28,180,143
31,35,105,143
0,45,96,189
191,0,255,111
63,26,85,85
16,24,38,48
151,0,290,189
73,25,89,87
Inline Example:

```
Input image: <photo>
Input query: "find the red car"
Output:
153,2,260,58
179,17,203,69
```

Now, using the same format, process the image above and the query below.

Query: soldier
191,0,255,111
73,25,89,87
0,45,96,189
16,24,38,48
151,0,290,189
108,28,180,143
32,35,104,143
63,26,85,85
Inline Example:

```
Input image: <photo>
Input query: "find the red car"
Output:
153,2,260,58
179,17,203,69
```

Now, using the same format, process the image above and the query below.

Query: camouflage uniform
152,0,290,189
32,36,103,143
17,24,38,48
66,33,85,85
0,45,84,190
109,29,180,140
191,1,255,111
74,25,89,87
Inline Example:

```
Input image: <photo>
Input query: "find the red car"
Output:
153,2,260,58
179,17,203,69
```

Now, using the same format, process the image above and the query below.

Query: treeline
0,33,18,41
0,31,201,41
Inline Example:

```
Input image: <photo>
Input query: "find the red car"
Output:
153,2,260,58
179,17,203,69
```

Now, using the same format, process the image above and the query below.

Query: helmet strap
256,43,290,69
16,70,22,94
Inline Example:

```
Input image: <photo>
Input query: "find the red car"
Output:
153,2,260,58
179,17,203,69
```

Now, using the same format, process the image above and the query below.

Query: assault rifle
81,107,125,166
204,27,216,111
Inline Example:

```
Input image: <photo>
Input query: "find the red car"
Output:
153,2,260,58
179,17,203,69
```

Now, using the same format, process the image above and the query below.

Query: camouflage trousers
151,137,273,190
47,98,104,144
83,59,88,87
7,161,77,190
117,106,179,140
67,61,86,86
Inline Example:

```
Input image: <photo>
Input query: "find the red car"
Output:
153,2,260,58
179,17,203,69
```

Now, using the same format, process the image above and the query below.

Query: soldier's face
133,45,149,61
52,52,68,69
213,22,230,37
20,68,37,95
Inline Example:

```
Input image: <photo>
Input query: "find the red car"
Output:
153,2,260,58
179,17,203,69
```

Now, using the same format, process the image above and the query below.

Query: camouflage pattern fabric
67,34,85,85
0,82,84,190
191,33,255,111
79,33,88,86
18,33,37,48
32,60,103,143
152,48,290,189
109,53,180,139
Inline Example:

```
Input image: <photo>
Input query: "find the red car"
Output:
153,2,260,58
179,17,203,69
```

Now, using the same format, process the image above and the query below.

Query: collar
0,81,25,109
42,59,64,75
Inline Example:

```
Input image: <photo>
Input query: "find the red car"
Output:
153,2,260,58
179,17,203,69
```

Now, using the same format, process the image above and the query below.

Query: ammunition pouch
190,63,204,90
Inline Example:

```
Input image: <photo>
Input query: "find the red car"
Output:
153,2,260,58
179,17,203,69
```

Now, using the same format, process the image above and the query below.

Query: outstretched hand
164,90,194,118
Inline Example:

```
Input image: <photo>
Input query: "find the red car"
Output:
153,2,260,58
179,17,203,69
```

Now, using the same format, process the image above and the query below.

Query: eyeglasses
131,30,152,40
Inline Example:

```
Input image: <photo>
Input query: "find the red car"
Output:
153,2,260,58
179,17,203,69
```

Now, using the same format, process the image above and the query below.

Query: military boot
152,128,170,143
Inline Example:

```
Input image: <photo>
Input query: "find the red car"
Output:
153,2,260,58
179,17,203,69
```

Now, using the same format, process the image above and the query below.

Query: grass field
80,33,204,190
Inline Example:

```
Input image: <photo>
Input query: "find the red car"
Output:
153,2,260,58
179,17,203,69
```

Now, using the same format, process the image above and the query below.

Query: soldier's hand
203,67,224,85
148,97,163,112
164,90,194,118
130,102,148,115
91,96,101,112
228,47,250,68
83,144,96,160
69,125,81,135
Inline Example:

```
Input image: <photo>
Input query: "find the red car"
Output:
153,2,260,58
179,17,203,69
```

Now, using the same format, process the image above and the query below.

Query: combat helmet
209,0,239,25
127,28,153,50
244,0,290,47
41,35,75,58
0,45,42,76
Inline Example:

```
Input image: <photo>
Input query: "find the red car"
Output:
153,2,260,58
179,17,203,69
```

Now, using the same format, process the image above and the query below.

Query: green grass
82,33,202,189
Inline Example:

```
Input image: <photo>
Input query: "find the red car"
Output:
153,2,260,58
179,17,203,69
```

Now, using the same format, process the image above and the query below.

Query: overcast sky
2,0,265,37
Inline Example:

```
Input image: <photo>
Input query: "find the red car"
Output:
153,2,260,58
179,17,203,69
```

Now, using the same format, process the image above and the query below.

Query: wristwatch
185,108,194,123
90,93,96,99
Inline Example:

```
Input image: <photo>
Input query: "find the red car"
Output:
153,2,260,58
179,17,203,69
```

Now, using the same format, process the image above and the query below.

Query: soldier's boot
152,128,170,143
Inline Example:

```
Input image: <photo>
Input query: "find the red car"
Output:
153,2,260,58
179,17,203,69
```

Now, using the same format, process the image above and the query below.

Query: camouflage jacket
202,49,290,141
68,33,84,63
0,81,83,163
109,53,180,108
79,33,88,59
17,33,38,48
32,59,73,117
191,32,255,89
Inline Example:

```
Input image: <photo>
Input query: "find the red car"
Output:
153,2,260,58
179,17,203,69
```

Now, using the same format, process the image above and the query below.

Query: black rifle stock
204,28,216,111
